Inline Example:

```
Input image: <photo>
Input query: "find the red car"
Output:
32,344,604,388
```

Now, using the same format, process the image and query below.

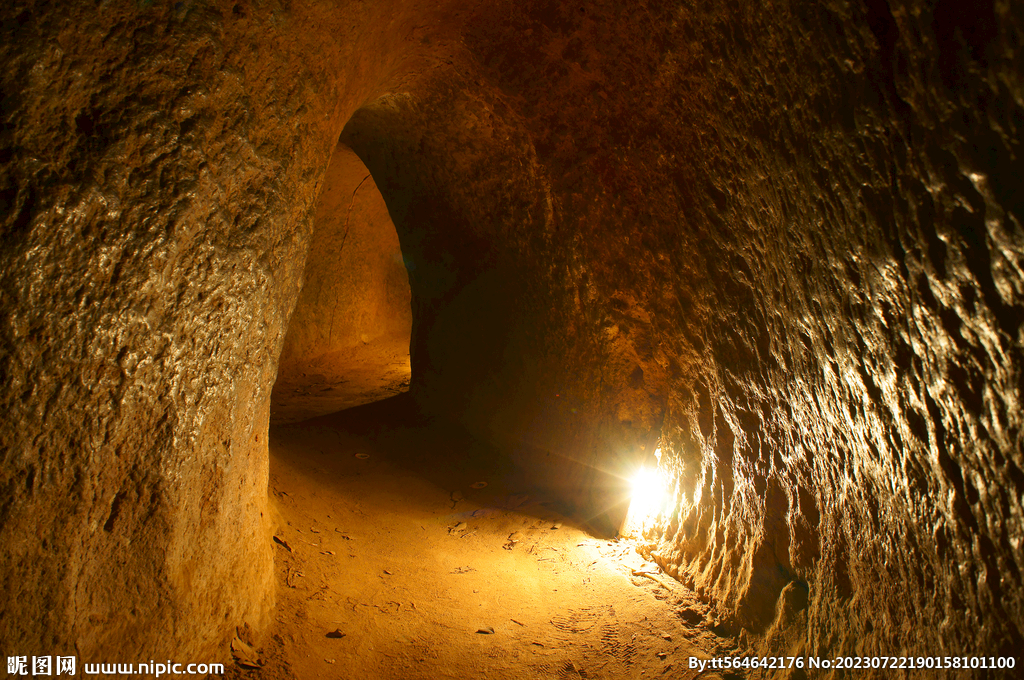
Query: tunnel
0,1,1022,679
271,140,412,425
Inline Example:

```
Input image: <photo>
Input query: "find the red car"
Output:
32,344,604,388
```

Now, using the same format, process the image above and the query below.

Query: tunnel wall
633,1,1024,664
0,0,448,660
442,0,1023,668
0,1,325,659
462,0,1024,668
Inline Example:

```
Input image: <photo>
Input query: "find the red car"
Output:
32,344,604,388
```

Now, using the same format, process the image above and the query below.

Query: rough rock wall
0,0,450,660
634,0,1024,667
0,1,316,659
446,0,1024,670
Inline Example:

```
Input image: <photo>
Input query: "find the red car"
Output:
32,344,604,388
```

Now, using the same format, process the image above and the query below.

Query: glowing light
620,462,667,538
632,467,662,514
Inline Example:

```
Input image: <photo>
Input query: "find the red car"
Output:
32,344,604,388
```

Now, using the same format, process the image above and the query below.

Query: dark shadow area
277,393,626,538
337,95,641,537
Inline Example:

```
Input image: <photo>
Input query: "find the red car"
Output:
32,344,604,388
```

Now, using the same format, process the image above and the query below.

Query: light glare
621,465,667,538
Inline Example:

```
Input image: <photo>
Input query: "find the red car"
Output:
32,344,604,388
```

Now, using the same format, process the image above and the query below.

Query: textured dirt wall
0,2,321,659
630,1,1024,668
442,0,1024,671
0,0,451,660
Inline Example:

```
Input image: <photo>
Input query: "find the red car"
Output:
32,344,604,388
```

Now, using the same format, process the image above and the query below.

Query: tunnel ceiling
1,0,1022,670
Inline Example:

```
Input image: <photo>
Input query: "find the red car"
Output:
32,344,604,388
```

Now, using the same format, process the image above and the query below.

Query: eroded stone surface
0,0,448,660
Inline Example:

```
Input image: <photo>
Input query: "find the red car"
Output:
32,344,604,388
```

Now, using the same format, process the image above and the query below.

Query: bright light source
620,463,667,539
632,467,662,509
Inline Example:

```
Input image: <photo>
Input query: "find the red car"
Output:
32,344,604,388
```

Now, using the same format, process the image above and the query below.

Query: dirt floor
230,395,742,679
269,335,412,425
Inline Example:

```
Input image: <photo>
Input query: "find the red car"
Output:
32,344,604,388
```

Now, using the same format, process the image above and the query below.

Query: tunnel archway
332,91,650,531
271,142,412,424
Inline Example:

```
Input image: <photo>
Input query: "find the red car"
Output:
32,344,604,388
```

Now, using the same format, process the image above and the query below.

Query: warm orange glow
620,456,667,538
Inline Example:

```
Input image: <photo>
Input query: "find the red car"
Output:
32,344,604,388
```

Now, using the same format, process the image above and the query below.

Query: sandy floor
229,397,741,679
270,335,412,425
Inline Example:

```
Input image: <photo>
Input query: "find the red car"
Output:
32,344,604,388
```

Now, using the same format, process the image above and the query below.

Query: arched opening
256,96,669,678
270,142,412,424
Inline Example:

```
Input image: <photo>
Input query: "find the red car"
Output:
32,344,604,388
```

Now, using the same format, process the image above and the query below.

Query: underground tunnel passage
270,140,412,425
1,1,1023,679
